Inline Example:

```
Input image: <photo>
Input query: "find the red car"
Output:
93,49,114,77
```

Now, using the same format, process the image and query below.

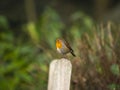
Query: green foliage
27,7,64,49
0,16,9,30
110,64,120,76
39,8,64,48
0,28,48,89
108,83,120,90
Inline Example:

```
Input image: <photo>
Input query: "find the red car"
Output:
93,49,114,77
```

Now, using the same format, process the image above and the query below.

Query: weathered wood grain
48,58,72,90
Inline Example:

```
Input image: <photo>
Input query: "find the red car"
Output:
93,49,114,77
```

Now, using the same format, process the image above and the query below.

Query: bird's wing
64,39,73,51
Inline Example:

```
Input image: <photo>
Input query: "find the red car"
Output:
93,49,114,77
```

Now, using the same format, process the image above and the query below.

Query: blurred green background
0,0,120,90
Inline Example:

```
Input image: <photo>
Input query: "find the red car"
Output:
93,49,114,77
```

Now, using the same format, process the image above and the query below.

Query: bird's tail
70,51,76,57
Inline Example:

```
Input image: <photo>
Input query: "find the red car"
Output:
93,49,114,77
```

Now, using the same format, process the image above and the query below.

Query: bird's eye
57,39,59,42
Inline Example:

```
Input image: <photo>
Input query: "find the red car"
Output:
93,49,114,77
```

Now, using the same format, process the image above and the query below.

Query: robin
56,38,76,57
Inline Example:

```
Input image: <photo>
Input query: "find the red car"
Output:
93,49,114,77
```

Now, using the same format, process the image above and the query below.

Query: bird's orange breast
56,40,62,48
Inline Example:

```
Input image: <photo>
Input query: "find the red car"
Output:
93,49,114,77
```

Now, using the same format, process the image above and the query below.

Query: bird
56,38,76,57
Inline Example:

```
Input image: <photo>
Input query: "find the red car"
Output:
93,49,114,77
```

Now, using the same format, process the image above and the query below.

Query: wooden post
48,58,72,90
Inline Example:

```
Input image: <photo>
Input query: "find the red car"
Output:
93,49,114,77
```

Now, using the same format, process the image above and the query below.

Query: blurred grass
0,8,120,90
